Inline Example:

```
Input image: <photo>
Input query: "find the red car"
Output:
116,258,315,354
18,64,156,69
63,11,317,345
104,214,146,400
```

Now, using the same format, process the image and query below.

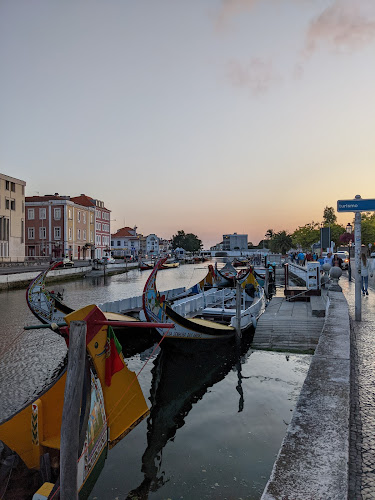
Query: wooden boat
26,261,142,331
139,261,154,271
161,260,179,269
142,258,265,340
214,261,237,286
0,303,151,499
233,258,249,267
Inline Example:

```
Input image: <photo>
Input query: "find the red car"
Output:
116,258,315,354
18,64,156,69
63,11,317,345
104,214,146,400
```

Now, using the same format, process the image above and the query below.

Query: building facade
70,195,111,259
25,194,96,260
222,233,248,251
111,226,140,258
146,234,160,256
0,173,26,261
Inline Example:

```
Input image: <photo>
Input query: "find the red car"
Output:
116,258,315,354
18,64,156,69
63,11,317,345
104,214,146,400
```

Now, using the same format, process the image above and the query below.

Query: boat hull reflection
126,335,253,499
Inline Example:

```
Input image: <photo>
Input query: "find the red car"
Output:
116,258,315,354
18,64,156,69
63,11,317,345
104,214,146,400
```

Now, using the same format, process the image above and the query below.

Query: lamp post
348,241,352,281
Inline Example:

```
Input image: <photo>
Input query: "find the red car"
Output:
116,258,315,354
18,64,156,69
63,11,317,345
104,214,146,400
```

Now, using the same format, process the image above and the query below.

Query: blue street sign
337,199,375,212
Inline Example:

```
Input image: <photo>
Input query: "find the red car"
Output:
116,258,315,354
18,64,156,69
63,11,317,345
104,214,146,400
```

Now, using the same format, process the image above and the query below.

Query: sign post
337,195,375,321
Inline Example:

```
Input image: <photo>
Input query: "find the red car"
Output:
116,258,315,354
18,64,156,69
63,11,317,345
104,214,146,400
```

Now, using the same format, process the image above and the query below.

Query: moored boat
142,258,266,341
0,304,151,499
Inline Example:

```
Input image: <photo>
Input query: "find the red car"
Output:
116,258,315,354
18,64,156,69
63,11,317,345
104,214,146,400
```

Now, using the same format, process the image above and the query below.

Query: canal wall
0,263,138,291
261,288,350,499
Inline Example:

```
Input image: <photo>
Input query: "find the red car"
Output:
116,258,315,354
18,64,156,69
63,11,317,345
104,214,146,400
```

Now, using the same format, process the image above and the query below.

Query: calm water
0,262,311,499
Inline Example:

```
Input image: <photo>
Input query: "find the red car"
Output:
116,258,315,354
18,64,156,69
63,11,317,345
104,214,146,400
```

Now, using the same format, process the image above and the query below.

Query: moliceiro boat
0,304,152,499
142,258,266,340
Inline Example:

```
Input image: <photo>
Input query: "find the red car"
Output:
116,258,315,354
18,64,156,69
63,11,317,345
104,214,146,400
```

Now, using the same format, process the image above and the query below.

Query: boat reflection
126,335,253,499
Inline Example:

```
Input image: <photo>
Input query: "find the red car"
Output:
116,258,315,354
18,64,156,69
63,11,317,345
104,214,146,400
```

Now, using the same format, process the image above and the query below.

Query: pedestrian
332,254,343,269
312,252,318,261
359,252,374,296
324,252,334,266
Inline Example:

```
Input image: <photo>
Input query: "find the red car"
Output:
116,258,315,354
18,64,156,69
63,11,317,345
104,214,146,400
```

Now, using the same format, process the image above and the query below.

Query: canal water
0,262,311,499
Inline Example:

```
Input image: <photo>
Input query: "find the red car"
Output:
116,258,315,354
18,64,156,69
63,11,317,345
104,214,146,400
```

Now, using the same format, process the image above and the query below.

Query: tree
330,223,346,246
323,206,337,225
339,232,354,244
361,213,375,246
291,222,320,250
171,230,203,253
269,231,293,255
265,229,274,240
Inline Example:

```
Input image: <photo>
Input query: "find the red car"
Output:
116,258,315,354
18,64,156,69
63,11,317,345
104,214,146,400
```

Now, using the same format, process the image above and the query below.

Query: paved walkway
342,266,375,499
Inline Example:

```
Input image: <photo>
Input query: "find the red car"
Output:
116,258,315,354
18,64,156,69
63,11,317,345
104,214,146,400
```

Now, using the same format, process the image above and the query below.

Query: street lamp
346,223,352,234
348,240,352,281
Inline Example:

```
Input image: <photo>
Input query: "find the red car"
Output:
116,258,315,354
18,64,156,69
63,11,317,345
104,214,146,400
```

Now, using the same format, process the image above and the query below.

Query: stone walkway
342,267,375,499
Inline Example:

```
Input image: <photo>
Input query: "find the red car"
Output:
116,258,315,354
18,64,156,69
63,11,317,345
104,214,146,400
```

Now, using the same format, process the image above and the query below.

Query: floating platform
252,291,327,352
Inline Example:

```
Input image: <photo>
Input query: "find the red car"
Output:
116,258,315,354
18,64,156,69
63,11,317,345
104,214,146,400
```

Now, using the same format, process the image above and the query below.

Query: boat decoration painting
142,258,266,340
0,304,153,499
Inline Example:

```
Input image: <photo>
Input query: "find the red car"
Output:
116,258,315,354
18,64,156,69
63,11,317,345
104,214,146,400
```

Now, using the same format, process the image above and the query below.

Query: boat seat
41,434,60,450
189,317,234,330
103,312,138,322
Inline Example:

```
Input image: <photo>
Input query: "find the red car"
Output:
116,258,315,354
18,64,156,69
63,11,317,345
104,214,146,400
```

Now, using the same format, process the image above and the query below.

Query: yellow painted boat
0,304,149,499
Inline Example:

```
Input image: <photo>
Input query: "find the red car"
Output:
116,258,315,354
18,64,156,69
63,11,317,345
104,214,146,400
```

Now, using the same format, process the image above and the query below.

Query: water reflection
127,335,253,499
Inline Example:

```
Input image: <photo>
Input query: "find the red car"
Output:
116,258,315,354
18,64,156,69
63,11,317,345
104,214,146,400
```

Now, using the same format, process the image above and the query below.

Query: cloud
214,0,260,31
304,0,375,56
226,57,281,94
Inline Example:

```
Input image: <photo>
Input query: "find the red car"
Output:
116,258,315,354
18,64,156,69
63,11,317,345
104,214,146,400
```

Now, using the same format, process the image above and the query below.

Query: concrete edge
261,290,350,500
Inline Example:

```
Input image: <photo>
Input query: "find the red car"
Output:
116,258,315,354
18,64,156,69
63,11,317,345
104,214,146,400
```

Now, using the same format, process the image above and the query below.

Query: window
5,181,9,190
39,227,46,239
83,229,87,240
111,240,114,246
5,199,9,210
28,208,35,220
54,227,61,240
21,220,24,243
68,208,72,220
90,231,94,242
83,213,86,224
39,208,46,219
77,211,81,222
96,235,101,245
28,227,35,239
69,227,72,240
11,200,15,210
117,241,121,246
77,229,81,239
54,208,61,220
22,201,24,213
11,182,15,192
96,222,101,231
90,213,94,223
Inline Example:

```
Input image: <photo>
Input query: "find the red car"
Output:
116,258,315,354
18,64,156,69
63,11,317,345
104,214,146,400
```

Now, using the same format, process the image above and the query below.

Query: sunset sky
1,0,374,248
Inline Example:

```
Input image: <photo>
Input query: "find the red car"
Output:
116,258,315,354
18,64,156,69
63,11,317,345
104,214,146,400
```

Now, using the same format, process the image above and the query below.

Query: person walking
359,252,374,296
332,254,343,269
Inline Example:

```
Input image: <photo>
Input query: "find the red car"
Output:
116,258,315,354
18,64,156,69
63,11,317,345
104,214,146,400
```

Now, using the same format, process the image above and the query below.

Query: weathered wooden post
235,280,242,340
264,267,270,299
60,320,87,500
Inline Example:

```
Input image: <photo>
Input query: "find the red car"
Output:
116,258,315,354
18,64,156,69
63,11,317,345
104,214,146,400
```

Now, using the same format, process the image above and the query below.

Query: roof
70,194,109,211
112,227,138,238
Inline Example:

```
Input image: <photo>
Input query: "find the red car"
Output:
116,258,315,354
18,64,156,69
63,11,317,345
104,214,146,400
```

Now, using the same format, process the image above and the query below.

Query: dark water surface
0,263,311,499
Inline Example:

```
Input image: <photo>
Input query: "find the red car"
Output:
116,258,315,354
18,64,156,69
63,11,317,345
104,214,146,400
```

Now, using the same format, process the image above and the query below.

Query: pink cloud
226,57,281,94
214,0,260,31
305,0,375,56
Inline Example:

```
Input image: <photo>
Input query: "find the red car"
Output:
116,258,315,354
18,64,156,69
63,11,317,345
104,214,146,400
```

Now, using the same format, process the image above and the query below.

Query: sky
1,0,375,249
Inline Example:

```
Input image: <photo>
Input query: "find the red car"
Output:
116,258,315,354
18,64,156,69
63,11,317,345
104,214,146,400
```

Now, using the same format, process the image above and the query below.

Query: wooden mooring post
235,280,242,340
60,320,87,500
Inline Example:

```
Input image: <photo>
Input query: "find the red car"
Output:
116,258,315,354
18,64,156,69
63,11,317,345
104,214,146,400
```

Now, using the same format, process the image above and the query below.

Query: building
146,234,160,256
0,173,26,261
222,233,248,251
70,195,111,259
25,194,95,260
111,226,140,258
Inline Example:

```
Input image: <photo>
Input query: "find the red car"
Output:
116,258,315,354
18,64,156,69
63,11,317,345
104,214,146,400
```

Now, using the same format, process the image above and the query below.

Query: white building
111,226,140,258
222,233,248,251
146,234,159,256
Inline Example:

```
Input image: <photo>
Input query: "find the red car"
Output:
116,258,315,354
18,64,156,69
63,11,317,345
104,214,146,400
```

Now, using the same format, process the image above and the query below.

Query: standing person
332,254,343,269
324,252,334,266
359,252,374,296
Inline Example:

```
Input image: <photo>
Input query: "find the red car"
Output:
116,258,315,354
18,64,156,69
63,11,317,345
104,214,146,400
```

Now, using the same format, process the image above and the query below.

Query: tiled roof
70,195,95,207
112,227,137,238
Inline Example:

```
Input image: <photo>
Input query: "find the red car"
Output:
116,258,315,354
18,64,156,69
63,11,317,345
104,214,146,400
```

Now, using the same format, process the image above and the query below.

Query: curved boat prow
26,261,72,326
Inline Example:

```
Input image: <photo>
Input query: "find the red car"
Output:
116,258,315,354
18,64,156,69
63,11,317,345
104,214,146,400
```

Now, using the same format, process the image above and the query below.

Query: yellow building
0,173,26,262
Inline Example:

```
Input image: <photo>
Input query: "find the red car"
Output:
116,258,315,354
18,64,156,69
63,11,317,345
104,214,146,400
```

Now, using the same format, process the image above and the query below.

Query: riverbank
0,262,139,291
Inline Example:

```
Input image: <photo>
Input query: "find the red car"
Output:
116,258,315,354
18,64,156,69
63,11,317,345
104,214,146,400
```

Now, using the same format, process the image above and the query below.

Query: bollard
60,321,87,500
